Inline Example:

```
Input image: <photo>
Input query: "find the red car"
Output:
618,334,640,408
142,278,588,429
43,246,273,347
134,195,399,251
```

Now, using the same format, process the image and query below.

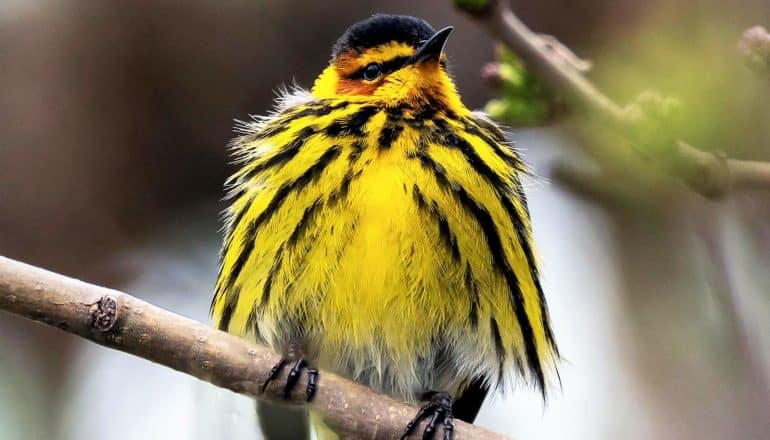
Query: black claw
284,359,305,397
401,404,432,439
306,368,319,401
443,415,454,440
423,410,442,440
401,392,455,440
261,358,319,402
261,359,288,393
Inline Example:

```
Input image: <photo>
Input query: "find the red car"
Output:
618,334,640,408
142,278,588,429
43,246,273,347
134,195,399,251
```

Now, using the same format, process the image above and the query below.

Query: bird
210,14,559,440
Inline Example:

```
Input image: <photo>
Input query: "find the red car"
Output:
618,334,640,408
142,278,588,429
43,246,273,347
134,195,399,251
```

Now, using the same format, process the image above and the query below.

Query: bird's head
312,15,463,112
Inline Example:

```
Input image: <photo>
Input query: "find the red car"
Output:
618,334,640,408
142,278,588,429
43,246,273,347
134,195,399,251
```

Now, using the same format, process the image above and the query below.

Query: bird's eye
362,63,382,81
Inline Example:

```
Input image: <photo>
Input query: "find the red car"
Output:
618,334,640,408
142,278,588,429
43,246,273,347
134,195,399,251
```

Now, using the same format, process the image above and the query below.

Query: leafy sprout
482,45,559,126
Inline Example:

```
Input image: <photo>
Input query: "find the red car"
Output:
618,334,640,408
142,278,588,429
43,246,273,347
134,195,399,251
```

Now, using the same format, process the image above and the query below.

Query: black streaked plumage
212,14,560,440
412,148,547,393
225,146,342,296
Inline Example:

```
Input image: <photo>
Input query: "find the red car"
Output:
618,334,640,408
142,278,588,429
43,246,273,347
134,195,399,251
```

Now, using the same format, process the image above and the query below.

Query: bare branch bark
455,0,770,199
0,255,511,440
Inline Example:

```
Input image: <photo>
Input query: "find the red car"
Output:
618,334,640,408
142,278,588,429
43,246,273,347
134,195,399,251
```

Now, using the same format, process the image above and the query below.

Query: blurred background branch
454,2,770,439
454,0,770,199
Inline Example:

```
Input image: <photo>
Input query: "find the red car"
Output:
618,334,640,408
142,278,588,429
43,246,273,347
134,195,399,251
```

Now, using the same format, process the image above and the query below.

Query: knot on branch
537,34,592,73
680,146,731,199
91,295,118,332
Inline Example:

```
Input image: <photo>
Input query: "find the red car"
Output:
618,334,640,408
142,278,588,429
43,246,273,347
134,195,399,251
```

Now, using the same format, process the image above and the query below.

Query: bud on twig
481,62,504,88
738,26,770,74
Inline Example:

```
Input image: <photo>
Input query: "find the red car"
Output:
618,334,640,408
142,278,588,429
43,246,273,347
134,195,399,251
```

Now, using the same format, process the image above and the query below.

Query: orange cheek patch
336,79,381,96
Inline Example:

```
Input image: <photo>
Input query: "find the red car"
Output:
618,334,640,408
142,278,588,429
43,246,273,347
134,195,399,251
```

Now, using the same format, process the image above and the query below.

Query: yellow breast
212,94,558,398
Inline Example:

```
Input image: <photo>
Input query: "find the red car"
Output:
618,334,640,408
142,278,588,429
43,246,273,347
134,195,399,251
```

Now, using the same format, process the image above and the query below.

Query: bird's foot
260,358,319,402
401,391,455,440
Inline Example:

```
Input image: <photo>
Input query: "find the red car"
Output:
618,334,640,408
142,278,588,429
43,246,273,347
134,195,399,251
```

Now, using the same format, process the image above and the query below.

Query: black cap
332,15,436,58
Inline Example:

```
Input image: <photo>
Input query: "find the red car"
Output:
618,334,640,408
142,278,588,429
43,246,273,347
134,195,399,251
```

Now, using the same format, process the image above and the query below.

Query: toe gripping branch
261,358,319,402
401,392,455,440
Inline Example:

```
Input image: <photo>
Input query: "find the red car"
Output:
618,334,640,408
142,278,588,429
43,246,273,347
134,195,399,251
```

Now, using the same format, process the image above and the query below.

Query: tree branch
454,0,770,199
0,255,510,440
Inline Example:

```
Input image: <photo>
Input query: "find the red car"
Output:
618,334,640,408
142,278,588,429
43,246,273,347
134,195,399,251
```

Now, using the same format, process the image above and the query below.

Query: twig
454,0,770,199
0,255,510,440
695,215,770,438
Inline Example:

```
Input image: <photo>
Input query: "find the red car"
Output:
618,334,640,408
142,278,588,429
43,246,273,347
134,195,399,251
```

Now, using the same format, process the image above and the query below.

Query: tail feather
452,376,490,423
309,411,340,440
256,400,310,440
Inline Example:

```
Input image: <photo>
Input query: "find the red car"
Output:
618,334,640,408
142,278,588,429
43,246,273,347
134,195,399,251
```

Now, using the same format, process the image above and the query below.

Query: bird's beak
406,26,453,66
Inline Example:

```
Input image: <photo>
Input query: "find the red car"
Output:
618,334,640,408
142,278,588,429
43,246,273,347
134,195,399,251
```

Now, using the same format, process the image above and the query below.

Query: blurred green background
1,0,768,439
